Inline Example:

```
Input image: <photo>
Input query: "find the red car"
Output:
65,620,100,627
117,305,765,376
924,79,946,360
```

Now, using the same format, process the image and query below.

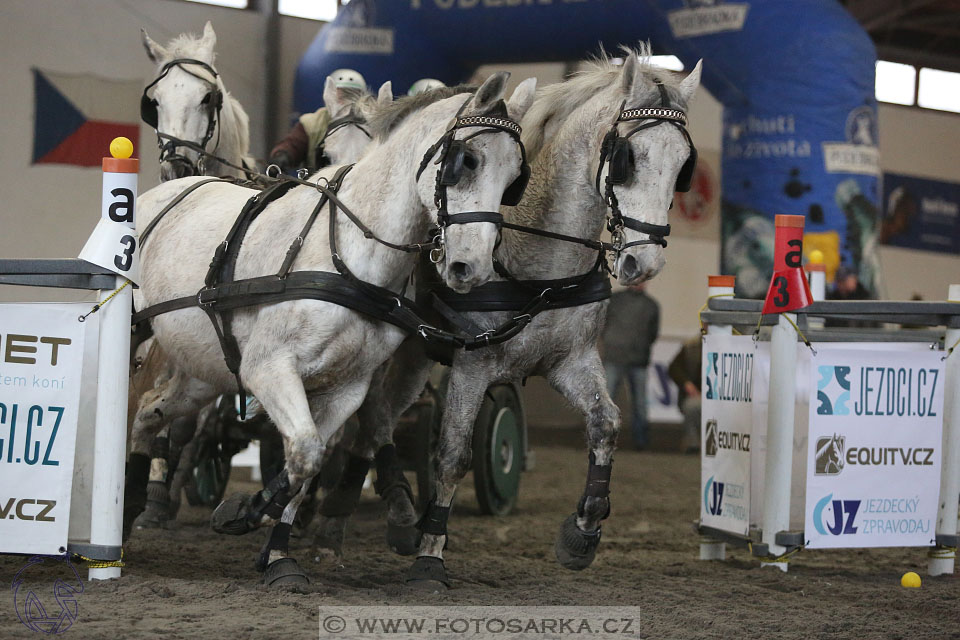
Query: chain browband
597,84,696,260
453,115,522,137
618,107,687,126
416,98,528,263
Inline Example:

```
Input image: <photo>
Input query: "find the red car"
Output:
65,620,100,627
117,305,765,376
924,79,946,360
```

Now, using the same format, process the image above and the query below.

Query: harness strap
201,179,299,417
500,221,609,252
140,178,246,248
430,267,611,313
155,132,261,181
443,211,504,226
277,165,353,278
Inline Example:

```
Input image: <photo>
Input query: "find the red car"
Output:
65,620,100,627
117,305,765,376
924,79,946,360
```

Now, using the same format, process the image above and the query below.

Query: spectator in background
825,264,876,328
601,283,660,450
668,336,703,454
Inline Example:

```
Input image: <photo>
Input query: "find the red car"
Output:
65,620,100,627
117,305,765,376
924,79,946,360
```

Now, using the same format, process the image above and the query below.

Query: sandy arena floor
1,443,957,639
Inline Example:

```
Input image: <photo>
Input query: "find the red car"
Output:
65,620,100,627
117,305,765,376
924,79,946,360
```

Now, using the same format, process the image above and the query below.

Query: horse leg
252,382,371,585
210,356,321,536
167,406,210,519
125,371,214,540
314,340,432,558
405,358,490,591
546,350,621,570
367,341,433,555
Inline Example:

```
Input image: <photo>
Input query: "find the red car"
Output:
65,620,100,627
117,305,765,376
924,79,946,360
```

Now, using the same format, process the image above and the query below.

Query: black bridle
414,98,529,263
596,83,697,252
315,109,372,169
141,58,224,176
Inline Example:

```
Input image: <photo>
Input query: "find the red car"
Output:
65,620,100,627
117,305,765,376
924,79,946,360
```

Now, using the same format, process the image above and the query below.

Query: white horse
131,73,536,584
331,50,702,590
141,22,254,181
125,76,391,537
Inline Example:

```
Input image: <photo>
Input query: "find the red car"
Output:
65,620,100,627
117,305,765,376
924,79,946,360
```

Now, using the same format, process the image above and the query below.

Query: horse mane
365,84,476,140
521,44,686,159
163,31,216,66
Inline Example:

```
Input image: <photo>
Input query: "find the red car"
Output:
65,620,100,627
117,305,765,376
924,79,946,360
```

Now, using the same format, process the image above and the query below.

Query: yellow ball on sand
808,249,824,265
110,137,134,159
901,571,921,588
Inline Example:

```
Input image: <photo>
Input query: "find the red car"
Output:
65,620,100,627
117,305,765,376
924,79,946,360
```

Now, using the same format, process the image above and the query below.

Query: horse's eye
201,92,212,105
462,151,478,171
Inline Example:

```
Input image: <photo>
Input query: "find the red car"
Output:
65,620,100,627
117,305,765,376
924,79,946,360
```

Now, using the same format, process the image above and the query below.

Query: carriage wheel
472,384,523,516
184,431,233,507
184,397,238,507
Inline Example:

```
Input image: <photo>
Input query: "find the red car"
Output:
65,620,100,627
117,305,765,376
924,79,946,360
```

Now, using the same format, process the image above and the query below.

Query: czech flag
32,68,141,167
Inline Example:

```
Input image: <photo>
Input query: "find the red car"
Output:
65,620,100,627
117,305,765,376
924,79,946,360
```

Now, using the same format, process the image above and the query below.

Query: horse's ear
620,53,640,96
678,59,702,105
377,81,393,103
200,21,217,52
323,76,346,114
141,28,168,64
468,71,510,115
506,77,537,123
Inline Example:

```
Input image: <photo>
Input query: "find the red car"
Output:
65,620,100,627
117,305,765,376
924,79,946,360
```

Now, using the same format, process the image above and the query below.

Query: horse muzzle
615,247,665,286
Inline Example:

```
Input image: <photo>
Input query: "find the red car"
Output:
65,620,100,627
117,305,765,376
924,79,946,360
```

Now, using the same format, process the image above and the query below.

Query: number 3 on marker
115,235,136,271
773,275,789,307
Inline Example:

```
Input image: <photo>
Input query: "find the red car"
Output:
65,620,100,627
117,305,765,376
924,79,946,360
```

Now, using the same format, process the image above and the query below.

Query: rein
315,109,372,169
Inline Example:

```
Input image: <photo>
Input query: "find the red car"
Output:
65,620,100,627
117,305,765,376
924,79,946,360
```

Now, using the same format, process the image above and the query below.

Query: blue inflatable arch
296,0,880,297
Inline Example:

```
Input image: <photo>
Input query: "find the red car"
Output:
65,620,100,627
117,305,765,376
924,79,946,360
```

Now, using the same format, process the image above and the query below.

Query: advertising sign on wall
700,334,754,536
881,172,960,255
805,346,944,549
0,303,86,555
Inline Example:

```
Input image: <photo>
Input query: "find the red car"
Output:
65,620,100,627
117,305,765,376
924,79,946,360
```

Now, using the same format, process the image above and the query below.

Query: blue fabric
32,69,86,162
296,0,880,296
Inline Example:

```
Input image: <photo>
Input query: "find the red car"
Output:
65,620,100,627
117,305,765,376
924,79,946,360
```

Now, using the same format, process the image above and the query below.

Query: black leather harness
131,89,692,403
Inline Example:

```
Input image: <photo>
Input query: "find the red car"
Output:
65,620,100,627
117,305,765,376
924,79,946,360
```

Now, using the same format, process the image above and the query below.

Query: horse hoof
134,481,171,529
404,556,450,592
386,522,419,556
554,513,601,571
262,558,310,587
211,493,256,535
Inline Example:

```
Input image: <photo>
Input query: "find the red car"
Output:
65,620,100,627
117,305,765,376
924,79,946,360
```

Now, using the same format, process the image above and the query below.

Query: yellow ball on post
109,137,134,159
808,249,824,265
901,571,922,588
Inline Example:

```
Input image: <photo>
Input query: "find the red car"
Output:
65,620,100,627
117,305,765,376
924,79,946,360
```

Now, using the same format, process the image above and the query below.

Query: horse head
598,52,702,285
317,79,392,168
142,22,226,181
419,73,537,293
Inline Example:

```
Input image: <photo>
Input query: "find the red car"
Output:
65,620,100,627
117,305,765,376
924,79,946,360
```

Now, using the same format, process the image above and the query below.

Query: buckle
197,287,218,308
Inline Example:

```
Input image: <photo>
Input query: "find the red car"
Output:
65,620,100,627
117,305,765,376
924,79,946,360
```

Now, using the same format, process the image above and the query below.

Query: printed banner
0,304,87,555
700,334,754,536
648,337,683,424
805,346,944,549
882,172,960,255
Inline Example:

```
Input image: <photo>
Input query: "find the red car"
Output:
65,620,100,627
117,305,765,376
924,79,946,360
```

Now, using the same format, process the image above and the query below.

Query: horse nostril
620,254,639,279
449,261,473,281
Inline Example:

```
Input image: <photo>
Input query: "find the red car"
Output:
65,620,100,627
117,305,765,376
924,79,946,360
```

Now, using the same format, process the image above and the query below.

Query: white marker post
700,275,735,561
930,283,960,576
760,215,811,572
78,141,139,579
